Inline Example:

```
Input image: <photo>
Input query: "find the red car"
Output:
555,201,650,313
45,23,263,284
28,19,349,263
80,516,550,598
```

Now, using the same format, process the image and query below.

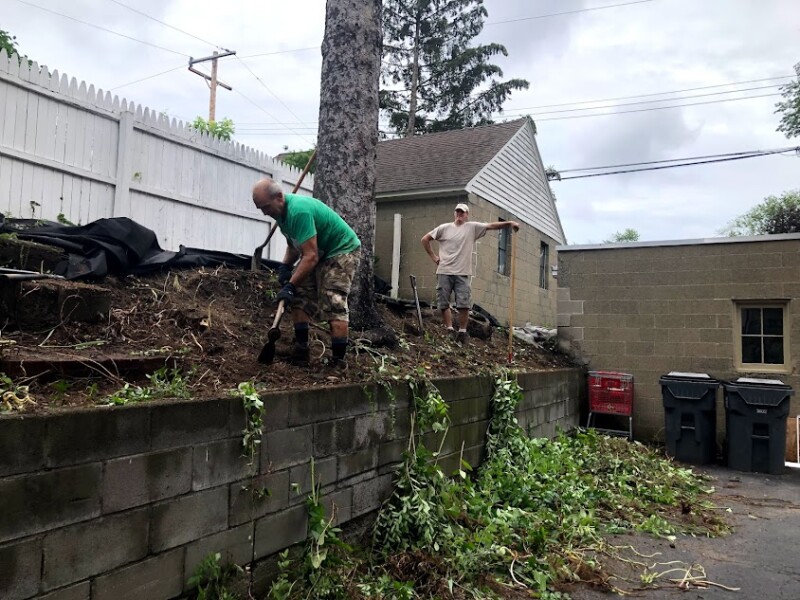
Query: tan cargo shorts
296,248,361,322
436,274,471,309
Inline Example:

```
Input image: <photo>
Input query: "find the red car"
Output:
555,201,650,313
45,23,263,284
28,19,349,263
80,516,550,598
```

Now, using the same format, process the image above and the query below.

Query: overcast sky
3,0,799,243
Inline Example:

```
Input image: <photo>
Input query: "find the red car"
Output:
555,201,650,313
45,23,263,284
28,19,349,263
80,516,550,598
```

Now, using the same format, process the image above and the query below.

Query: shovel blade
258,341,276,364
257,300,286,365
257,328,282,364
258,330,281,365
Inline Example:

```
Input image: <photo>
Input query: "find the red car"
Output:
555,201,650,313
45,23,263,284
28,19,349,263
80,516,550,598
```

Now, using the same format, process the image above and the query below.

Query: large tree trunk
314,0,383,331
406,16,421,137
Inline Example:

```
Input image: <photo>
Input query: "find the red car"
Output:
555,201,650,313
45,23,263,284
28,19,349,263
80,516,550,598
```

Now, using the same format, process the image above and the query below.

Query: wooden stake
508,229,516,363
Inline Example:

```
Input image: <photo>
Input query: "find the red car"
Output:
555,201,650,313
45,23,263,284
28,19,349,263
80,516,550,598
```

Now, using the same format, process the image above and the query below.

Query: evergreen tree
381,0,529,136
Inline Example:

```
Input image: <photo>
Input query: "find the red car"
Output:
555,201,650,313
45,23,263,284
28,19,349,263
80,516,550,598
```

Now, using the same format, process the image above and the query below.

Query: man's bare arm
421,233,440,265
486,220,520,232
290,236,320,286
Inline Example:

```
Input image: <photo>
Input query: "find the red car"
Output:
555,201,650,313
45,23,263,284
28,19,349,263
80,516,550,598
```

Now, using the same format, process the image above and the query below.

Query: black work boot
288,343,310,366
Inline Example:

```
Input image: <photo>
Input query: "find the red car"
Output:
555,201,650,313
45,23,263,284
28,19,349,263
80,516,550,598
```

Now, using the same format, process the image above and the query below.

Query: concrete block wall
0,368,582,600
375,193,559,327
557,236,800,440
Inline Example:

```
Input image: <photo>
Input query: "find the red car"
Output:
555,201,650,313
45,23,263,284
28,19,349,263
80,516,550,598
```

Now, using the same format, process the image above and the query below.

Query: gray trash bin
660,372,720,464
724,378,794,474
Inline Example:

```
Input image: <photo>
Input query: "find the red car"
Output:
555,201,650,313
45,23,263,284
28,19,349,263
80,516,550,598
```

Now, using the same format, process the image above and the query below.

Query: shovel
409,274,424,334
250,149,317,271
257,298,287,364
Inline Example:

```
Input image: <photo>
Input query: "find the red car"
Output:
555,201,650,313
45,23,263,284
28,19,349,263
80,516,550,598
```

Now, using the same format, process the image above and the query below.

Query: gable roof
375,118,528,195
465,119,566,244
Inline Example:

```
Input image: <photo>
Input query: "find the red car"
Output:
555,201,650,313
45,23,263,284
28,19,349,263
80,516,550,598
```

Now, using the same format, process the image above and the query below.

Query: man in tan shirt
422,202,519,345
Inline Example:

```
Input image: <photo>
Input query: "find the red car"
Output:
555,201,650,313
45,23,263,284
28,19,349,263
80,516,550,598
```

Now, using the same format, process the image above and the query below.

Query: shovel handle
508,229,516,363
409,274,424,334
271,299,286,330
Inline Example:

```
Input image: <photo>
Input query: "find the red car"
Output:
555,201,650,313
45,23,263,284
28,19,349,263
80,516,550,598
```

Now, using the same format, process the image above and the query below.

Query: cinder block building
374,118,565,327
557,235,800,442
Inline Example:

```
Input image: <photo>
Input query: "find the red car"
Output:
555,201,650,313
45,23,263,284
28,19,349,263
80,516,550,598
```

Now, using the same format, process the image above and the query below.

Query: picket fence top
0,48,309,180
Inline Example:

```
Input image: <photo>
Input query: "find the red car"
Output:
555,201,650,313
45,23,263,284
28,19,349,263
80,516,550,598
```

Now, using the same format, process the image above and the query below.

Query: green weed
99,366,191,406
187,552,242,600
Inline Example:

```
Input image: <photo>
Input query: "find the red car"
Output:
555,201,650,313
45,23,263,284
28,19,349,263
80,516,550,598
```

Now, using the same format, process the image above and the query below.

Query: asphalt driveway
569,464,800,599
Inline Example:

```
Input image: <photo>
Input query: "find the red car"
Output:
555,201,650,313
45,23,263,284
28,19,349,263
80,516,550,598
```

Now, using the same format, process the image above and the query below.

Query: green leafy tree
279,147,316,173
191,117,235,141
381,0,529,136
722,190,800,236
0,27,32,66
775,62,800,138
0,28,19,57
604,228,640,243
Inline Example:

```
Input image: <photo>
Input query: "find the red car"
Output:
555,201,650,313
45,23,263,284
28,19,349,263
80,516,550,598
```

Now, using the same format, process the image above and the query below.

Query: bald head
252,178,286,219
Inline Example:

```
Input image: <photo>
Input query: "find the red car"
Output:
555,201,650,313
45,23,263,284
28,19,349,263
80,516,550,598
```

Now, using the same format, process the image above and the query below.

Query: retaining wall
0,368,583,600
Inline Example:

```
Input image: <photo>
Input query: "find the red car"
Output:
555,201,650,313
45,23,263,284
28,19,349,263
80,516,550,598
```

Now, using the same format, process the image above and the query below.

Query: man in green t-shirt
252,178,361,367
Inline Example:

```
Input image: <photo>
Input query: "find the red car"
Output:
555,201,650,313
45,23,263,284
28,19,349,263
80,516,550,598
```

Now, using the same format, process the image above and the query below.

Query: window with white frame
735,302,789,371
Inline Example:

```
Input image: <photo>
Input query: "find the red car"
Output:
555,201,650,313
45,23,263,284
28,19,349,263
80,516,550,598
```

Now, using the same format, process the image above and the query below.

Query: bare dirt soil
1,266,574,413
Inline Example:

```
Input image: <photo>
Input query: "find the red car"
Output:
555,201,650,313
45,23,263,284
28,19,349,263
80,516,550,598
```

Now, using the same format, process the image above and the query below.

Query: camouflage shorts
296,248,361,322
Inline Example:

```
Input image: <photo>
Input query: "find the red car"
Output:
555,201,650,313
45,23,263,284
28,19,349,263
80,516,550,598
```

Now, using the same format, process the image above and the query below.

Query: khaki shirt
428,221,488,276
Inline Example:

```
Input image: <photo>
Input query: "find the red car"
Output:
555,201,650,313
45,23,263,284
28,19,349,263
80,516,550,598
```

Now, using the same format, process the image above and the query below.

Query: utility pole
188,49,236,122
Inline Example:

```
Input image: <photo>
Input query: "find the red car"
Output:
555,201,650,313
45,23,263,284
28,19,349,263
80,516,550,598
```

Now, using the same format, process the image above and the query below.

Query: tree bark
314,0,383,331
406,16,420,137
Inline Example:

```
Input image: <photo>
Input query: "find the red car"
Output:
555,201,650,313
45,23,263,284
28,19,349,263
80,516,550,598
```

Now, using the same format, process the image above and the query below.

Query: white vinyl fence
0,49,313,261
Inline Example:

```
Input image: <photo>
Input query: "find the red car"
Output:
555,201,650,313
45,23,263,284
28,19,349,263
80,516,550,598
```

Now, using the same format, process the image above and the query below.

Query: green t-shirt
278,194,361,259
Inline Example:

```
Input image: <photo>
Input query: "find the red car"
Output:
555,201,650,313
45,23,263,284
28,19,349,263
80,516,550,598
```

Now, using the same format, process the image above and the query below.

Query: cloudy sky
3,0,799,243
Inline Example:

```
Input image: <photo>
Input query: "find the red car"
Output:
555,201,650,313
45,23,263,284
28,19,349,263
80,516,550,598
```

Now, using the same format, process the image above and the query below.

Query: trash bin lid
723,377,794,406
735,377,789,387
667,372,713,379
660,372,719,384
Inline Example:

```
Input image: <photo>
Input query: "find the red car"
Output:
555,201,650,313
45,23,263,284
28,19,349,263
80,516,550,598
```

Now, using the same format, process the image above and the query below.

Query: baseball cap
454,203,469,212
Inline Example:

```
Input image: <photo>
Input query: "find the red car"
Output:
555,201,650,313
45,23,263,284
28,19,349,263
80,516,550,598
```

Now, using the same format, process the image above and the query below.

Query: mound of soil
0,266,574,413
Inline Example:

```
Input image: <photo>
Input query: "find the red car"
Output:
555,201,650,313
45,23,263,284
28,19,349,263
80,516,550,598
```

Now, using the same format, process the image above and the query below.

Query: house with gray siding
374,117,565,327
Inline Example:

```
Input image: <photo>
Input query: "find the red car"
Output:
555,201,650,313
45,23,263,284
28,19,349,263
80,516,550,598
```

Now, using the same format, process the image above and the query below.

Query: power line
93,1,309,142
239,46,320,60
487,0,659,26
12,0,190,57
234,76,792,128
110,64,185,91
238,1,662,60
233,57,314,142
554,147,798,180
105,0,220,49
510,84,783,117
508,75,795,111
556,147,800,174
232,89,317,145
94,0,308,142
533,92,782,122
235,90,782,131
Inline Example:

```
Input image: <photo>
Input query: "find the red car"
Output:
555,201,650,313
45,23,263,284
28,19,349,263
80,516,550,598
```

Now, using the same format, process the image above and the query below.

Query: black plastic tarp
0,214,281,279
0,215,394,296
